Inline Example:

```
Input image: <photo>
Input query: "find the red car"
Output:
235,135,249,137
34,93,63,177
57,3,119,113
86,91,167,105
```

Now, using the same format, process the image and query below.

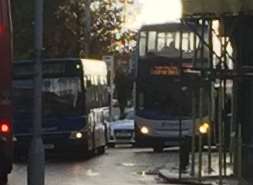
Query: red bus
0,0,13,184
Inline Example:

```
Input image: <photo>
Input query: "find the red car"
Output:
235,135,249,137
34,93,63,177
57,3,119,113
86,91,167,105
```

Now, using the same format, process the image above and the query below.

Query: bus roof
81,59,107,76
14,58,107,77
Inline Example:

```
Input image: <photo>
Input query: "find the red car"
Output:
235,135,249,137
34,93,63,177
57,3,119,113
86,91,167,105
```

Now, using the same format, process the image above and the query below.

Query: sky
125,0,182,30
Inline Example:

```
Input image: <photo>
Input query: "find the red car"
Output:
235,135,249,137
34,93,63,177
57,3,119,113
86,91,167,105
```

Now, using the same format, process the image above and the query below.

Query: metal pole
232,70,239,176
229,84,234,165
218,79,223,185
179,112,183,180
198,87,203,181
222,39,228,176
207,20,214,174
28,0,45,184
191,89,196,177
223,78,227,177
178,22,183,180
198,18,206,181
110,57,114,122
107,1,113,122
233,23,241,178
190,29,198,177
237,123,242,178
84,0,91,56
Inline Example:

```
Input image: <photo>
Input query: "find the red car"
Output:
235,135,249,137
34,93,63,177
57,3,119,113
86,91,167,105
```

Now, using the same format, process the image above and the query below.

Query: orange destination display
150,66,179,76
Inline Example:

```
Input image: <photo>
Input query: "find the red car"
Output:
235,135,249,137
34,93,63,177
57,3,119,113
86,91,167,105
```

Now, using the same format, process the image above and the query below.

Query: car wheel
153,146,163,153
0,174,8,185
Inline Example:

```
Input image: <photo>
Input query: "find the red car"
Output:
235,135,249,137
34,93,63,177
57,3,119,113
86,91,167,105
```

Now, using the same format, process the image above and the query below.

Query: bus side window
148,31,157,53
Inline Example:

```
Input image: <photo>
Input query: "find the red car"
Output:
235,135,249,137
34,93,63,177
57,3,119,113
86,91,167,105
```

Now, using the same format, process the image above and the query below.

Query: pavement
157,152,239,185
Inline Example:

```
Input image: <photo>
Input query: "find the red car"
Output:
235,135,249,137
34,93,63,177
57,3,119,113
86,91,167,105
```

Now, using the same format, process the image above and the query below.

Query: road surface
9,146,179,185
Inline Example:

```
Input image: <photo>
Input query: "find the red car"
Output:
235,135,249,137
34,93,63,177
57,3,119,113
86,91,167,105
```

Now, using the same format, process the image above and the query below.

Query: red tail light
0,25,4,33
0,120,10,133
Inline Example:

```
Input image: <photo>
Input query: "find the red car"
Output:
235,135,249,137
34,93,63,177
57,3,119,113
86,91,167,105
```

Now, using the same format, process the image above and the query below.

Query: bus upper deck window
139,32,147,57
147,31,156,53
157,33,166,51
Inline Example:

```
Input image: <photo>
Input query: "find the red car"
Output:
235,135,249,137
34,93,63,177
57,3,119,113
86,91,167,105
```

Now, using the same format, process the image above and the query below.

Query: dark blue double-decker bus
13,58,109,157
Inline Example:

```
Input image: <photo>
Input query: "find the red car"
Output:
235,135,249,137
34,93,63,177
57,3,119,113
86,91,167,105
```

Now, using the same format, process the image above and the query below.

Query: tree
13,0,63,59
13,0,35,59
13,0,136,59
56,0,136,58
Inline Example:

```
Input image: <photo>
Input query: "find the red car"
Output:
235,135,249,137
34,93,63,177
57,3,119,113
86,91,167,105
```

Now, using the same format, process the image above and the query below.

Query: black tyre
98,146,106,154
153,146,163,153
0,174,8,185
108,143,115,148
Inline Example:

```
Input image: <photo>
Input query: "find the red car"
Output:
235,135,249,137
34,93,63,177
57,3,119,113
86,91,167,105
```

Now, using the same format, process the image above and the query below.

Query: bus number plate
116,132,132,137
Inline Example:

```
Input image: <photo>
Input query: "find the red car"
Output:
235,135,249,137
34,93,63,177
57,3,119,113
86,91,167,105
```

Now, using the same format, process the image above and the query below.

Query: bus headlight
70,131,83,139
76,132,83,139
199,122,209,134
140,126,149,135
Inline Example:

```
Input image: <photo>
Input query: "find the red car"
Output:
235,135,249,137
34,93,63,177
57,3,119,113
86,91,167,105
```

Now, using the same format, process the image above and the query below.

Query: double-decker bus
134,23,209,152
13,58,109,157
0,0,13,184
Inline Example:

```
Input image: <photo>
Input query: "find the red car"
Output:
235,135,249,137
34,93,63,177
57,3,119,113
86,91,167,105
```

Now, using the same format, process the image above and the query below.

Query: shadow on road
14,151,106,165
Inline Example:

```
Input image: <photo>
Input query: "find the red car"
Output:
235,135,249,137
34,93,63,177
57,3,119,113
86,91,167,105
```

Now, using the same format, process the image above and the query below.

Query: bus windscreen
13,77,83,117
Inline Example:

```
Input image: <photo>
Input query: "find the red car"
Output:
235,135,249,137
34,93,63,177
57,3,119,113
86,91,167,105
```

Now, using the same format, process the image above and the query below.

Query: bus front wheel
108,143,115,148
98,146,105,154
153,146,163,153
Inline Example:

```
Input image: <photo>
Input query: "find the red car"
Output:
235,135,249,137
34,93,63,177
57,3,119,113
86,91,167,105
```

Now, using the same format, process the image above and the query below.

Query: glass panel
166,33,175,48
184,32,202,59
157,31,180,58
139,84,192,117
139,32,146,57
43,77,83,116
182,32,189,51
13,77,83,116
175,32,180,49
190,32,194,51
157,33,166,51
147,31,156,52
139,29,205,59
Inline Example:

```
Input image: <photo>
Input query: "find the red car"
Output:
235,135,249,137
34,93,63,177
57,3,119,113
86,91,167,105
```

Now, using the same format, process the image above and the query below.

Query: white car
107,110,135,147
